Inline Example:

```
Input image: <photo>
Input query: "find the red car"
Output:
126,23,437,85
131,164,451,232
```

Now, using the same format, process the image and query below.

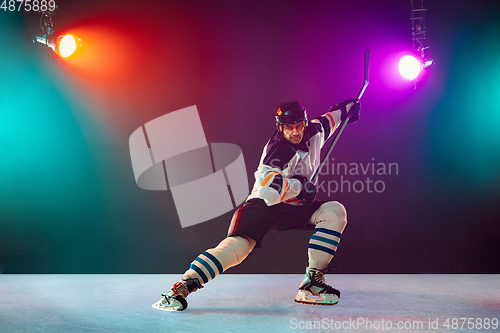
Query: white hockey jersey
246,107,343,206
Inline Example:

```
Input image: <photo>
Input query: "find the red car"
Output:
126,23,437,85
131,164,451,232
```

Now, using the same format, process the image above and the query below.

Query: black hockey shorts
227,198,327,248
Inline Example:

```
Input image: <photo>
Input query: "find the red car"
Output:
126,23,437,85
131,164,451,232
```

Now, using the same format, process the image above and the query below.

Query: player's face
282,121,306,144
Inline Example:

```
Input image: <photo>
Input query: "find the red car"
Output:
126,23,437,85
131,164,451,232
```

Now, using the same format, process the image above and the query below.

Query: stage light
398,0,435,87
398,55,422,81
33,8,83,59
58,34,78,58
35,33,82,58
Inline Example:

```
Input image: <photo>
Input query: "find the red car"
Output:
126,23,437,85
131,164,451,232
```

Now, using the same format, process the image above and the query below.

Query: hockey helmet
275,100,308,130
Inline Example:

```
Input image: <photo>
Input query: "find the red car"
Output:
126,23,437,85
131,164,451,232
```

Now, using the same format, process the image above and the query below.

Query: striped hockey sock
182,236,255,285
185,251,224,285
308,226,342,270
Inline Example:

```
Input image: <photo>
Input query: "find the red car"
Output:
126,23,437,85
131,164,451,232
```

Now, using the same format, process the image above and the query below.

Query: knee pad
310,201,347,226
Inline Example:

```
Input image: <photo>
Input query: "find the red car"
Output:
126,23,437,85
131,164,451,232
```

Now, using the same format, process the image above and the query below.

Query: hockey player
153,99,360,311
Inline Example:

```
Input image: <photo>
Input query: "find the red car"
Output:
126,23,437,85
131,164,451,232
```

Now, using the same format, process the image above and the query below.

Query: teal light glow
427,18,500,191
0,14,131,273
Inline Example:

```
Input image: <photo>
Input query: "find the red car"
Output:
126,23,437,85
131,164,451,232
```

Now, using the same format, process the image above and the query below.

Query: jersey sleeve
311,107,342,142
252,165,302,206
251,139,303,206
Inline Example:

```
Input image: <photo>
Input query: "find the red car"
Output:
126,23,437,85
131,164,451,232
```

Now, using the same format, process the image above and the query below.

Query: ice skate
152,278,203,311
294,267,340,305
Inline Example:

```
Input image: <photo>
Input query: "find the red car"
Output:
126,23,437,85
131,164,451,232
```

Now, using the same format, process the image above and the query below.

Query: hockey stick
311,49,370,184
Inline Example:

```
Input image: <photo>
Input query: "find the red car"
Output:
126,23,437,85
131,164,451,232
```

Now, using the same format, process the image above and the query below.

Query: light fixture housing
35,32,83,59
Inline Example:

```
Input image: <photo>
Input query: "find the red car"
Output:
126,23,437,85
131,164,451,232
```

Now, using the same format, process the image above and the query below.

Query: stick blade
364,49,370,83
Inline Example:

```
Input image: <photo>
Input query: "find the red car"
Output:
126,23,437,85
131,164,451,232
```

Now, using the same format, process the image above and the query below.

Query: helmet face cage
275,100,308,131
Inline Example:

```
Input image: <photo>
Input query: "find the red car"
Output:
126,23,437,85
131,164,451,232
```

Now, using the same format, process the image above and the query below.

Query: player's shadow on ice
181,306,303,315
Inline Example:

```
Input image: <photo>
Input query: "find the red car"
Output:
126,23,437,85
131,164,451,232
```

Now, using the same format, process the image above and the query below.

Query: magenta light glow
398,55,422,81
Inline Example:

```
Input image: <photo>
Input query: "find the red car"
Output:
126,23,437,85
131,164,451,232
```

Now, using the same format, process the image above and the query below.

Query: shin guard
307,201,347,270
183,236,255,285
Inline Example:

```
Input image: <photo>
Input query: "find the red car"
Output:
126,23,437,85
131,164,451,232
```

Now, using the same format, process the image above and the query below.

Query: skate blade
294,290,339,306
151,298,184,311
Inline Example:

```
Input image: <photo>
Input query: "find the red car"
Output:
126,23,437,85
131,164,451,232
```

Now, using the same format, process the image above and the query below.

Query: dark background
1,0,499,274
